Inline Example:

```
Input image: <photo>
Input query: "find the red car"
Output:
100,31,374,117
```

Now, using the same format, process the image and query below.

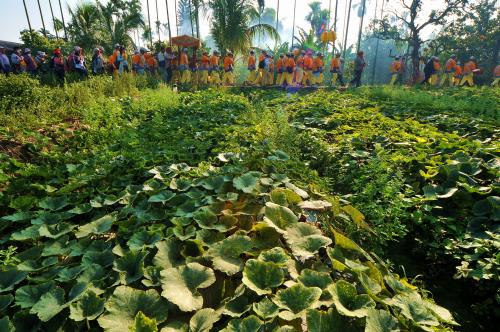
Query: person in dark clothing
350,51,366,88
423,57,436,84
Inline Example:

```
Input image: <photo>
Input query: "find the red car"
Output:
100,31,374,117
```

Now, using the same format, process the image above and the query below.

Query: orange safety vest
312,57,323,71
463,61,477,74
200,55,210,69
248,55,256,68
433,61,441,71
297,56,305,69
224,56,233,71
210,55,219,66
285,57,295,69
391,61,401,73
276,58,284,71
454,65,463,76
494,65,500,77
304,56,313,70
445,58,457,72
180,53,188,66
330,58,340,70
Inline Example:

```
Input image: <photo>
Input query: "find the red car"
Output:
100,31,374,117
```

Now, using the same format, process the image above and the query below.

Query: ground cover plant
0,79,498,331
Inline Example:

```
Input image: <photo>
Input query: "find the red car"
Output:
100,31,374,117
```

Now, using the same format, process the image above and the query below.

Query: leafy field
0,76,498,331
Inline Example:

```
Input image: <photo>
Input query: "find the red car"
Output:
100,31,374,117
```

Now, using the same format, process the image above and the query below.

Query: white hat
36,51,46,56
74,46,81,52
24,48,31,53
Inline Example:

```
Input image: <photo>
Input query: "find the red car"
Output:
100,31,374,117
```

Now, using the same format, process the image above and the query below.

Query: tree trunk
48,0,59,39
155,0,161,42
165,0,172,43
37,0,47,37
58,0,67,40
23,0,33,33
146,0,153,46
411,33,421,84
343,0,353,58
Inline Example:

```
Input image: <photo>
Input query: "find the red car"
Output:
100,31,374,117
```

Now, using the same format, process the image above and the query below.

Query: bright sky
1,0,448,48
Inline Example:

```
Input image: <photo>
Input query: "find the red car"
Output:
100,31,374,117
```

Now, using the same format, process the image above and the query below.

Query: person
440,54,457,87
350,51,366,88
296,50,305,84
266,54,275,86
460,56,477,87
223,51,234,85
453,61,463,86
312,52,324,86
302,51,314,86
179,48,190,84
423,57,437,85
0,46,10,74
165,47,175,83
92,48,104,75
254,50,267,86
71,46,88,77
275,54,284,86
330,53,342,87
35,51,48,74
189,52,199,86
492,64,500,87
117,46,129,74
246,50,257,84
51,48,65,82
281,52,296,86
10,47,24,74
418,56,426,83
157,46,167,81
145,50,157,75
172,51,180,83
108,44,121,73
23,48,37,75
431,57,441,85
389,56,402,85
132,49,146,75
209,50,221,86
199,51,210,86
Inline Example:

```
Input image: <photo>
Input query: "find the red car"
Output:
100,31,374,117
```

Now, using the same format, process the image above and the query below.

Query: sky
1,0,449,48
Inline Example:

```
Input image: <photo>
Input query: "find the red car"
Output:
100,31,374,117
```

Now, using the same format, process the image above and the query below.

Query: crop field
0,75,498,331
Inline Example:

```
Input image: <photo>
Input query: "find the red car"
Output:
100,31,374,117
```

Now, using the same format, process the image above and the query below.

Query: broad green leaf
423,301,458,325
297,269,334,290
189,308,221,332
270,188,302,206
153,239,184,269
130,311,158,332
222,315,263,332
159,321,189,332
113,251,146,285
258,247,290,266
15,282,55,308
242,259,284,295
148,190,176,203
76,213,117,238
173,225,197,241
206,234,253,275
128,231,162,251
0,269,28,292
263,202,298,233
42,236,71,256
97,286,168,332
10,225,41,241
160,262,216,312
69,291,105,321
39,222,76,239
252,297,279,319
142,266,162,287
306,308,353,332
38,196,68,211
273,326,297,332
332,229,372,261
391,293,439,327
284,223,332,260
365,309,400,332
81,250,115,267
224,294,252,317
0,293,14,311
233,172,260,193
67,204,92,214
193,208,219,230
328,281,376,318
272,284,322,320
0,317,14,332
12,309,41,331
30,287,65,321
298,200,332,211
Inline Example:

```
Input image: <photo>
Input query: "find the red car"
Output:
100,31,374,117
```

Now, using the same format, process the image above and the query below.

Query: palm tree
343,0,353,58
146,0,153,45
356,0,367,51
67,2,103,49
209,0,279,54
178,0,194,35
155,0,161,42
97,1,144,48
165,0,172,42
37,0,47,37
22,0,33,33
48,0,59,39
305,1,329,35
58,0,67,39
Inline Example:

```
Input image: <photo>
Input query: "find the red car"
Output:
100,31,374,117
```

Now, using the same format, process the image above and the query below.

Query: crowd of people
1,43,499,88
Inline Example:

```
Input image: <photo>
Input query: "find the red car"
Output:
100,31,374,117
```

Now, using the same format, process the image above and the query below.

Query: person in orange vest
266,54,275,86
281,52,296,86
254,50,267,86
329,53,342,87
189,52,199,86
440,54,457,87
453,61,463,86
275,54,284,86
430,57,441,85
199,51,210,86
460,56,477,87
295,50,306,84
492,64,500,87
389,56,403,85
179,48,190,84
302,51,314,86
145,50,158,75
108,44,121,73
223,51,235,85
312,52,324,86
246,50,257,84
209,50,221,86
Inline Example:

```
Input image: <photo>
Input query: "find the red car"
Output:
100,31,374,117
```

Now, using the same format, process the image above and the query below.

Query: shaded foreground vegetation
0,75,498,331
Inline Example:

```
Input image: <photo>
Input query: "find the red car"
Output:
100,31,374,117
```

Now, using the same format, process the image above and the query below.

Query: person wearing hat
10,47,24,74
330,53,342,87
254,50,267,86
302,50,314,86
23,48,37,75
440,54,457,87
209,50,221,86
246,50,257,84
116,46,129,74
51,48,65,82
453,61,463,86
132,48,147,75
350,51,366,88
0,46,10,74
460,56,477,87
282,53,296,86
35,51,48,74
492,64,500,87
145,49,157,75
223,51,235,86
430,57,441,85
389,56,403,85
92,47,104,75
199,51,210,86
312,52,324,86
295,50,306,84
178,48,190,84
71,46,87,77
275,54,284,86
108,44,121,73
